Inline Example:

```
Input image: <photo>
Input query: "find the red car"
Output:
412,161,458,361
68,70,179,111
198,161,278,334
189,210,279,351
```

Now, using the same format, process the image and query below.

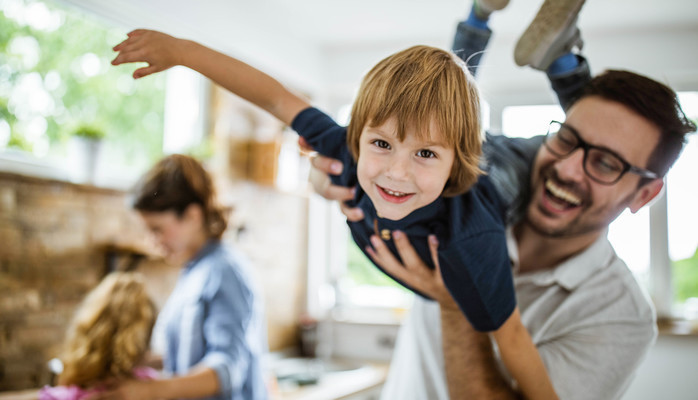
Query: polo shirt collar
508,227,615,291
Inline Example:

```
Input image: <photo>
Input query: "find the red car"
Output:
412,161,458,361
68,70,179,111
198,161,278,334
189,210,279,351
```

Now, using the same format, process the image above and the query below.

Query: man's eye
591,153,623,174
556,132,577,148
417,149,436,158
372,139,390,149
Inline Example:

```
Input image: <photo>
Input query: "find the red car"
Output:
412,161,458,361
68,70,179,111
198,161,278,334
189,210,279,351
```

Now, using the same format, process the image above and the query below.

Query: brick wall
0,171,307,392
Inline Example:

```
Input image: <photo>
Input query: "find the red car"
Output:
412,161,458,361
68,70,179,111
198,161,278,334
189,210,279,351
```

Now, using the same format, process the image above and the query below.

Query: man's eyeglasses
544,121,660,185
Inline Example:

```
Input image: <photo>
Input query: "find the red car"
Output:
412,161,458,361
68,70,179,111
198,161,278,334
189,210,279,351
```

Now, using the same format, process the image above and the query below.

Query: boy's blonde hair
58,272,156,387
347,45,483,197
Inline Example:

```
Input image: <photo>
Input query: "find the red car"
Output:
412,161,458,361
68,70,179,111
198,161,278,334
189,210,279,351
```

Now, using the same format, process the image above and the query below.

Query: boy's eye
372,139,390,149
417,149,436,158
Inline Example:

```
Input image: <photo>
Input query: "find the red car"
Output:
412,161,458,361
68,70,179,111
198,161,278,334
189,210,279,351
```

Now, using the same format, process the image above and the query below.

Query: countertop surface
273,360,389,400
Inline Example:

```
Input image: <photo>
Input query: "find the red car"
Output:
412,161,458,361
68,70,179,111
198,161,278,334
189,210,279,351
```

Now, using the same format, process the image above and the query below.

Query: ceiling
60,0,698,108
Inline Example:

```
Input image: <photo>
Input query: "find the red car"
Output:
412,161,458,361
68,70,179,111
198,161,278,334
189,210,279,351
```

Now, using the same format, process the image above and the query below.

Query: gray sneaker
514,0,586,70
474,0,510,18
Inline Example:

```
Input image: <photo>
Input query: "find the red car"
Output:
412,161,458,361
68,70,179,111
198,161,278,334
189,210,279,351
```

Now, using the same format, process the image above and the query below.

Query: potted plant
70,124,106,184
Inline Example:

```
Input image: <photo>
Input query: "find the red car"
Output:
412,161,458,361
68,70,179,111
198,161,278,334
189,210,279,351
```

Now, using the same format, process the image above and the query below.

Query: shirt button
380,229,391,240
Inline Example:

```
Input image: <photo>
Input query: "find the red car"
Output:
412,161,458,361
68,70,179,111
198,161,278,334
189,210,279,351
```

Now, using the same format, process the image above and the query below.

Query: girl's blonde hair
132,154,228,239
58,272,156,387
347,45,484,196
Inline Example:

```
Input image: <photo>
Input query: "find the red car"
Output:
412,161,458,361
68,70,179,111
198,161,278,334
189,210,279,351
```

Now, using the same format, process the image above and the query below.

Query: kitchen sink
273,357,363,386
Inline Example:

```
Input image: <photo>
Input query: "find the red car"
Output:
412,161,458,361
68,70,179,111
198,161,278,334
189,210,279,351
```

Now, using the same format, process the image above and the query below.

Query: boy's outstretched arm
112,29,309,126
368,232,558,400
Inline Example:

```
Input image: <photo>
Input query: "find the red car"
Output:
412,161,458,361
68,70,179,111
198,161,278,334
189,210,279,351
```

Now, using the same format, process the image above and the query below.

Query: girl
40,272,157,400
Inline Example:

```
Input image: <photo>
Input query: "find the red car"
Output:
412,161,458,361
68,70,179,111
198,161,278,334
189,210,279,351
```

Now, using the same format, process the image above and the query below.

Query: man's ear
629,178,664,213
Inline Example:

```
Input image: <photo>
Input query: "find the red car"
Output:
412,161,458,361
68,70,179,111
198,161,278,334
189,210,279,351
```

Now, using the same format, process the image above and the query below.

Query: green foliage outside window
0,0,165,162
674,247,698,303
346,237,408,288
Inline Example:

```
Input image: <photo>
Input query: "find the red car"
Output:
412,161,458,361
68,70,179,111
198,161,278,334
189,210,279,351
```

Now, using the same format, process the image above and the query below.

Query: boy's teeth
545,180,581,206
385,188,407,197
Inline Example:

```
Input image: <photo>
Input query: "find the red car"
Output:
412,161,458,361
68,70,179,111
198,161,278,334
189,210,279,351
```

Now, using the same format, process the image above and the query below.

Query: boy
112,30,557,399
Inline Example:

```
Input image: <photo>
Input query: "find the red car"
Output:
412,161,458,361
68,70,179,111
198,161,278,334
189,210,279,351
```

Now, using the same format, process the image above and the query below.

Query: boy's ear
629,178,664,213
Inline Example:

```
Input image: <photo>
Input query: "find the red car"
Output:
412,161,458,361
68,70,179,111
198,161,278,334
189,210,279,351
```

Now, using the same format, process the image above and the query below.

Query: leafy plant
1,0,166,162
73,125,106,140
674,247,698,303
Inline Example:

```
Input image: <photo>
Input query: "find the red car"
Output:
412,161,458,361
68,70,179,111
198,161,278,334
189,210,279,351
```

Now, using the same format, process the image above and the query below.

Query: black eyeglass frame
544,120,660,185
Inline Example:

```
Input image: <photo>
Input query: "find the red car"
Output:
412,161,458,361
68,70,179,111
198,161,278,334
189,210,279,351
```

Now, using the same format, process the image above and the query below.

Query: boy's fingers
133,65,159,79
127,29,146,37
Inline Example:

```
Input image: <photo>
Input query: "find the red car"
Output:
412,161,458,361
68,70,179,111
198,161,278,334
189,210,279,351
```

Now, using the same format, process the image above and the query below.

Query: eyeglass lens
547,122,627,184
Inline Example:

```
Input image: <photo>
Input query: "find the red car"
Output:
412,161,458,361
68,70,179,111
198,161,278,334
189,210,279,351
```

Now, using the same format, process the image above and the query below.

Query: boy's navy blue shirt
292,107,516,332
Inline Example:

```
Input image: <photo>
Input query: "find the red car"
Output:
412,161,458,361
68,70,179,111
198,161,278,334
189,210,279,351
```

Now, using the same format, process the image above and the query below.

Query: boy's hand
111,29,185,79
366,231,458,310
299,137,364,222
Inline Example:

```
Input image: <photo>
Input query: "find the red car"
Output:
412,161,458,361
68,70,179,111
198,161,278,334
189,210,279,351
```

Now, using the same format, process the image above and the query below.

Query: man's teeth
545,180,581,206
384,188,408,197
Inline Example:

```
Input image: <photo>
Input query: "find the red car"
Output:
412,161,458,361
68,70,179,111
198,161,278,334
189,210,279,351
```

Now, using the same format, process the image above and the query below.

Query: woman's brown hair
132,154,228,239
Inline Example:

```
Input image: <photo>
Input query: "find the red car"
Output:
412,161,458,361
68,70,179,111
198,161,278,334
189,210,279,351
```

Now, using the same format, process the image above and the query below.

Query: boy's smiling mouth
376,184,415,204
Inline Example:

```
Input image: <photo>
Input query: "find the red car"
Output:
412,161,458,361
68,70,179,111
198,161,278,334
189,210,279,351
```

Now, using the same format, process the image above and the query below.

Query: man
307,1,695,399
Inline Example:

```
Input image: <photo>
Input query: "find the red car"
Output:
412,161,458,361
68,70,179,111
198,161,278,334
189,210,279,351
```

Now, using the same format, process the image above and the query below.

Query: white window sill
0,150,138,191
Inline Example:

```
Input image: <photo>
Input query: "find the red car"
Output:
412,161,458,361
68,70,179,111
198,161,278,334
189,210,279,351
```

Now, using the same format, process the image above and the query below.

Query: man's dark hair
578,70,696,179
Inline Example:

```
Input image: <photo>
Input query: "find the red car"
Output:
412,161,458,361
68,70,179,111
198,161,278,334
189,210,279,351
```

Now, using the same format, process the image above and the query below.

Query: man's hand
366,231,457,310
299,137,364,222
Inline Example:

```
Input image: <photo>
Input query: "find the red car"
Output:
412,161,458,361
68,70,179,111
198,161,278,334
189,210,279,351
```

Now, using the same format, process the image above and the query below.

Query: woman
95,154,268,400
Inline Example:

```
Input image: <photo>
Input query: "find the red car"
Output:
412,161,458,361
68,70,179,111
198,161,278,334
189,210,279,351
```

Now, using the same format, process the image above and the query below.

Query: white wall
622,335,698,400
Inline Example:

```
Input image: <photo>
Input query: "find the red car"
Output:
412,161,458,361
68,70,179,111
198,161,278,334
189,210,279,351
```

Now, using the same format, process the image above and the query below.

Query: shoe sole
514,0,586,69
479,0,510,12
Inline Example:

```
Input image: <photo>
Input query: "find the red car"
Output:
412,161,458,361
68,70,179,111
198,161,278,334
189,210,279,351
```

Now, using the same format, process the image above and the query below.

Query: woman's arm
86,365,220,400
112,29,309,125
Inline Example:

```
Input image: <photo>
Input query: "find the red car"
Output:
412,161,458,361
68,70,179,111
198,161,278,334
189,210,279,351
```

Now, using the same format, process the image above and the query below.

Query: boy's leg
452,0,509,77
514,0,590,110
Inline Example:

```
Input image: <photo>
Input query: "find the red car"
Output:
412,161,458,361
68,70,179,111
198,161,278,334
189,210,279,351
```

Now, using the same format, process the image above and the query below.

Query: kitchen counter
272,358,389,400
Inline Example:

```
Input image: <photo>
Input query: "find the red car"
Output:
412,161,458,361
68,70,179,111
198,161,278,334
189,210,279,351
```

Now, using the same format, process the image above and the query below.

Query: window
668,92,698,319
1,0,166,186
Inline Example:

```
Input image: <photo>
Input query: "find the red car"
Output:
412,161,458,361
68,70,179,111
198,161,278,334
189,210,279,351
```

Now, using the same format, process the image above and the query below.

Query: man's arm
112,29,309,125
441,306,516,399
367,232,557,399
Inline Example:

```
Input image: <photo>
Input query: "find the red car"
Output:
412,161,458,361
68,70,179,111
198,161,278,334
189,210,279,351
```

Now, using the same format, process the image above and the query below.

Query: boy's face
357,116,455,220
525,96,663,238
